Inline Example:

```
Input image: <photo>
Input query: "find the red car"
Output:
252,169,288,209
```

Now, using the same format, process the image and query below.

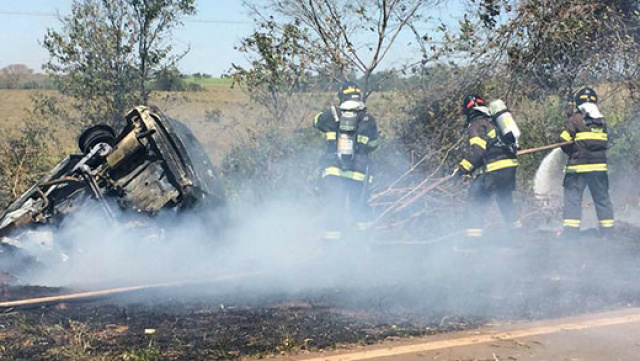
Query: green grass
183,77,233,88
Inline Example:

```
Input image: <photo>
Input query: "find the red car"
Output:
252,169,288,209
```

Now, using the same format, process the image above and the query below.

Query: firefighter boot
505,219,523,239
465,228,484,239
598,225,614,240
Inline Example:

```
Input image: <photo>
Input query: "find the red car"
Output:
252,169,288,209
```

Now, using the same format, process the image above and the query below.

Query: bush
220,127,323,202
153,68,186,91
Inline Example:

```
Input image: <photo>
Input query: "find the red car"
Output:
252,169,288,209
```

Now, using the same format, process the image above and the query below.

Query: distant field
184,76,234,87
0,83,403,165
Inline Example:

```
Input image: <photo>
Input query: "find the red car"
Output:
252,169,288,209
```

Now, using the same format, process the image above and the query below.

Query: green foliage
514,98,568,187
464,0,640,100
183,76,233,87
220,126,322,201
151,67,202,91
121,340,161,361
0,95,69,208
43,0,196,128
152,67,185,91
243,0,441,94
608,104,640,171
231,20,313,124
393,64,481,175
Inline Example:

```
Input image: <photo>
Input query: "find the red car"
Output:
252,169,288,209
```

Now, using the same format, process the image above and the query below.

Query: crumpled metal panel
118,161,179,213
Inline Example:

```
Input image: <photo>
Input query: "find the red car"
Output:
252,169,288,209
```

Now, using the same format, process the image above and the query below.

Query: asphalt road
275,307,640,361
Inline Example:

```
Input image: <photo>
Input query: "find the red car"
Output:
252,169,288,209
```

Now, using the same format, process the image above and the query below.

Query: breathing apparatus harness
331,100,367,169
578,102,605,127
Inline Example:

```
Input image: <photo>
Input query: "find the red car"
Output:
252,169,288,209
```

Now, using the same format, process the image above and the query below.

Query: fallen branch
372,171,457,226
393,174,456,212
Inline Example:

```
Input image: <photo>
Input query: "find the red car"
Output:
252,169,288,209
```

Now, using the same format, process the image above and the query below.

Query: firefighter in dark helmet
457,95,521,238
559,87,614,237
313,81,379,240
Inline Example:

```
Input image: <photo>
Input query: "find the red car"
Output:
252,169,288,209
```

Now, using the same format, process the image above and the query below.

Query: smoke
5,132,640,326
533,148,566,205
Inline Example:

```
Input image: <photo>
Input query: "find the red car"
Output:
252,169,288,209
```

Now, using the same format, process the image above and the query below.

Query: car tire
78,125,117,154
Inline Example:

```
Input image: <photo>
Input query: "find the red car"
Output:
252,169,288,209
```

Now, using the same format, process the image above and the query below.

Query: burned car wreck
0,106,225,275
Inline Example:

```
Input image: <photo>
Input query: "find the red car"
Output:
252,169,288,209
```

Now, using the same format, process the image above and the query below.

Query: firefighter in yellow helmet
559,87,614,237
312,81,379,241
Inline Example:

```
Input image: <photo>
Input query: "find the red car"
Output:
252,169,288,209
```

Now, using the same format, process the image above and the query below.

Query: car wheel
78,124,117,154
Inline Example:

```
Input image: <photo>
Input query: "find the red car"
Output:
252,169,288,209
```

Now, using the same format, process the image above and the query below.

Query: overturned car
0,106,225,275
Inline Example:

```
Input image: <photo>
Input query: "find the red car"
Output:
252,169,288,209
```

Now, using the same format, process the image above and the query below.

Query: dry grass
0,84,403,165
0,90,58,135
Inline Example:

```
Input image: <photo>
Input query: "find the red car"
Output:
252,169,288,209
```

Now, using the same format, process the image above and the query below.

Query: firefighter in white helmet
559,87,614,238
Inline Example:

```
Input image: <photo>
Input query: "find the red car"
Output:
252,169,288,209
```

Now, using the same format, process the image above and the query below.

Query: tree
0,64,34,89
460,0,640,102
239,0,441,99
43,0,196,128
232,20,315,125
153,66,187,91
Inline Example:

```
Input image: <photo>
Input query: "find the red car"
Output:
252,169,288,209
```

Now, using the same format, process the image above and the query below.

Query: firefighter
457,95,520,238
313,81,379,241
559,87,614,237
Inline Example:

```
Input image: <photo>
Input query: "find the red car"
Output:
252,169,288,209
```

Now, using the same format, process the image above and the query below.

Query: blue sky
0,0,253,76
0,0,463,77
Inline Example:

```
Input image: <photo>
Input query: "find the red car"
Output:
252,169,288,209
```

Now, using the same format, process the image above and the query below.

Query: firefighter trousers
465,167,518,237
320,175,371,240
563,172,614,231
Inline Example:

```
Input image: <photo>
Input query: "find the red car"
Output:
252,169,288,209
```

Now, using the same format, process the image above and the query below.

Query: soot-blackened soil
2,227,640,361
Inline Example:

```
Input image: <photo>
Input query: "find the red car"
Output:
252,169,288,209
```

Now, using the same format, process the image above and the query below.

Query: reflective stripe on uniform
460,159,474,171
579,94,597,102
357,134,369,144
560,130,572,142
466,229,483,237
325,132,337,140
469,136,487,149
342,88,359,95
599,219,614,228
485,158,519,172
575,132,607,141
564,163,608,173
563,219,581,228
487,129,497,138
323,231,342,240
313,112,322,126
322,166,366,181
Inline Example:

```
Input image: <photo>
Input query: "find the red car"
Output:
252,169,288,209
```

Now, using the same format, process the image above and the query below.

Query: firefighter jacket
313,106,379,182
559,112,608,173
459,114,519,174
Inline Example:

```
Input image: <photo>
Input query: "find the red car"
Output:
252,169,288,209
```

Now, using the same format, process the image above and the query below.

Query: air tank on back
489,99,521,147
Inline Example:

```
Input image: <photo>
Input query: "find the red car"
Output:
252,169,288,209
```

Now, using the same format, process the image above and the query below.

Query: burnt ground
1,226,640,361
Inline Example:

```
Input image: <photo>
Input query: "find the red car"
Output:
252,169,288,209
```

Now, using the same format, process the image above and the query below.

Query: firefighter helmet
338,81,363,102
575,87,598,106
462,94,485,117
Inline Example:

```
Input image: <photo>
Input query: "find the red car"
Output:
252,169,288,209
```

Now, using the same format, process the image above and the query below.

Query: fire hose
0,272,262,310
